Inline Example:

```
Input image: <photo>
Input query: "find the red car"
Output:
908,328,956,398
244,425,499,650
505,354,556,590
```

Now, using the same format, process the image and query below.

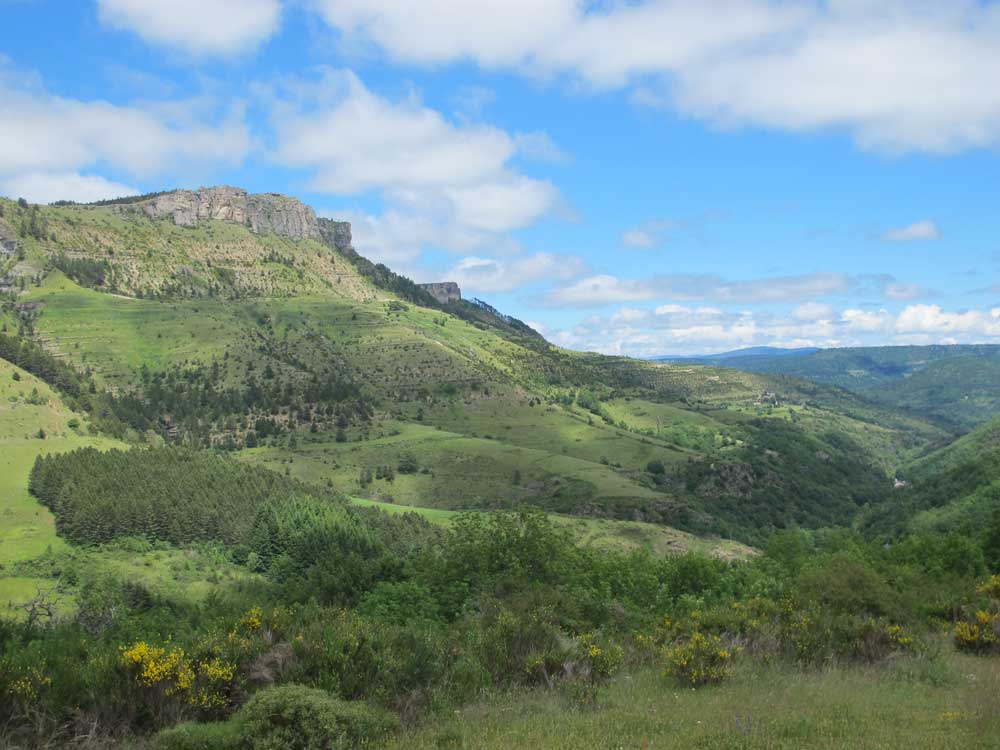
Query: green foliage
154,720,243,750
238,685,398,750
664,631,734,687
154,686,397,750
29,446,343,547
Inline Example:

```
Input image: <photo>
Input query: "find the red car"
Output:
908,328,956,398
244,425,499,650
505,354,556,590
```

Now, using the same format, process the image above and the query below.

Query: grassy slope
0,358,120,563
0,359,256,613
3,198,952,539
687,345,1000,431
898,416,1000,532
0,358,119,611
346,497,755,560
388,658,1000,750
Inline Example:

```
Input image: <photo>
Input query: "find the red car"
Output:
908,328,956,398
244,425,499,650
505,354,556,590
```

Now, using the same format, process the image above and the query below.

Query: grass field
241,420,668,511
0,359,257,614
0,359,124,563
347,497,754,559
388,656,1000,750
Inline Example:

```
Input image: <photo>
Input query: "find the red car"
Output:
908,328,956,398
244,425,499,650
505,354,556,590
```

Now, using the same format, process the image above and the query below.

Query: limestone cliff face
418,282,461,304
317,217,352,252
0,221,16,258
115,187,352,246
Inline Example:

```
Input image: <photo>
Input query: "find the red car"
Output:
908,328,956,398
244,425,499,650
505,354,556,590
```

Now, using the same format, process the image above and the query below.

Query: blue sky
2,0,1000,355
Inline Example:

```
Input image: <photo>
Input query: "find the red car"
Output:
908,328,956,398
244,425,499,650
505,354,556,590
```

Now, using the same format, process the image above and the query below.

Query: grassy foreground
389,656,1000,750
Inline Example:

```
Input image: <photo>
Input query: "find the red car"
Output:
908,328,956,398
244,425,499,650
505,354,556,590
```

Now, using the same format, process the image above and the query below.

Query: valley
0,191,998,750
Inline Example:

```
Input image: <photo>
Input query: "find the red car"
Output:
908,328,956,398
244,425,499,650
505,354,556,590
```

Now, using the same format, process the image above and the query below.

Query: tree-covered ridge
860,416,1000,537
678,344,1000,431
28,447,345,546
0,195,954,545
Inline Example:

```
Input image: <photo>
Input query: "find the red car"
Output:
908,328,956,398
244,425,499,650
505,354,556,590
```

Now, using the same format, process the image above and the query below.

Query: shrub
359,581,440,625
577,633,623,684
239,685,397,750
153,720,243,750
954,612,999,654
664,632,735,687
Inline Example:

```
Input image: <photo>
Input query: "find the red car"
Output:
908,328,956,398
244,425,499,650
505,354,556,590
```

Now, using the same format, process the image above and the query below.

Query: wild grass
388,656,1000,750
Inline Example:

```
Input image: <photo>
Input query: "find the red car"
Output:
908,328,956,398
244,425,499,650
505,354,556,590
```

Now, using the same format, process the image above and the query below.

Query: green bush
153,720,243,750
239,685,397,750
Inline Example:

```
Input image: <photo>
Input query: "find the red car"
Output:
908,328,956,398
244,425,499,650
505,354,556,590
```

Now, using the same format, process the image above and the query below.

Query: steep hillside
0,191,950,542
666,345,1000,431
861,415,1000,536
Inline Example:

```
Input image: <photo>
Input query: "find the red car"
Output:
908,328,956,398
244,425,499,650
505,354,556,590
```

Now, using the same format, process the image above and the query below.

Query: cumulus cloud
792,302,834,321
0,64,251,203
445,252,588,294
547,302,1000,357
882,219,942,242
547,272,855,307
895,304,1000,336
312,1,1000,154
270,69,562,263
97,0,282,57
0,172,138,204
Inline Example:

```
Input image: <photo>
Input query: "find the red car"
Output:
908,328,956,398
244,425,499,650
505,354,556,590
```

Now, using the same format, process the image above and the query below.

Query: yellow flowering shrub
121,640,238,713
954,611,999,654
578,633,623,683
664,632,735,687
977,574,1000,602
5,665,52,705
953,575,1000,655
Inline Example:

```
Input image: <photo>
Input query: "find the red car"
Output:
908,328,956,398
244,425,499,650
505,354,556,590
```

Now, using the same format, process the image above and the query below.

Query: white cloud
97,0,281,57
546,301,1000,358
895,304,1000,336
882,219,942,242
0,172,138,204
547,274,657,306
0,65,251,190
0,65,252,202
620,219,673,249
271,70,520,195
792,302,834,321
841,308,891,332
313,1,1000,154
547,271,855,307
274,69,563,271
445,252,587,294
445,177,559,233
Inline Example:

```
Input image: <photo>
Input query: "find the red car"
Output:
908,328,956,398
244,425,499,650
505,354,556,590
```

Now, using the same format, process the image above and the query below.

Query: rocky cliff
0,221,16,258
418,282,461,304
114,187,352,250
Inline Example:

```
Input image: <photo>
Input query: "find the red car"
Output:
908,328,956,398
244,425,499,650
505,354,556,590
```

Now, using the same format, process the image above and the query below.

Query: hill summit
106,186,353,250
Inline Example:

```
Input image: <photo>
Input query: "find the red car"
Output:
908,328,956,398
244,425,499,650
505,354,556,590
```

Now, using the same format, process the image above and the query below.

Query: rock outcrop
115,186,342,244
418,282,461,304
317,217,352,251
0,221,17,258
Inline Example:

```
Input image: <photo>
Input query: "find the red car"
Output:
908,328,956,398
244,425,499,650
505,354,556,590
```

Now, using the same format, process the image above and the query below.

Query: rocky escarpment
0,220,17,258
418,282,461,304
114,187,352,250
317,217,352,252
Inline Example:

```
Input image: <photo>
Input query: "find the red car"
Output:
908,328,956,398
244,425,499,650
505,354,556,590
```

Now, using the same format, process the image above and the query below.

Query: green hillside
0,194,954,543
676,345,1000,431
2,192,999,750
861,415,1000,536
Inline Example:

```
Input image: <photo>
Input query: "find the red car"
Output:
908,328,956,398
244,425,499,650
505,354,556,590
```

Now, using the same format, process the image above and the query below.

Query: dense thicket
28,447,338,546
